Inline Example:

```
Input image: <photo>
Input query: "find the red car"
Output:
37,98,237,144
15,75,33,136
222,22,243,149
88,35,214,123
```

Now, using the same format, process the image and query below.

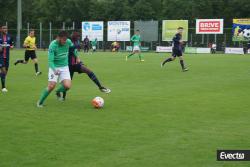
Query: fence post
63,22,65,30
27,22,29,36
49,22,52,43
73,21,75,30
40,22,42,48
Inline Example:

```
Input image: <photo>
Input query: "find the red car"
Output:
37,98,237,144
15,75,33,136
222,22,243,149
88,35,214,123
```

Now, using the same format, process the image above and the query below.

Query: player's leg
161,54,176,67
0,67,7,92
61,67,75,100
78,64,111,93
31,52,42,76
138,50,144,62
37,68,59,107
14,50,29,65
55,66,71,97
178,55,188,72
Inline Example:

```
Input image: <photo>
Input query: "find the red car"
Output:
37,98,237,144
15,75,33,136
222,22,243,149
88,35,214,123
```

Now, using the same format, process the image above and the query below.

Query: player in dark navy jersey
161,27,188,72
0,26,14,92
56,32,111,101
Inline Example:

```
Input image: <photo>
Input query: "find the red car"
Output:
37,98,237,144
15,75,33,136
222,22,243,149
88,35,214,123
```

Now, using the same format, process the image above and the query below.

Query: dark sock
34,63,39,73
1,73,6,88
88,72,102,88
63,92,66,99
162,58,172,65
15,59,24,65
180,60,185,69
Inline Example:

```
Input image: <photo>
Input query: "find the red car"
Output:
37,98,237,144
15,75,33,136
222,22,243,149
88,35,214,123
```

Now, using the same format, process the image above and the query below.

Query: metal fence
6,22,247,51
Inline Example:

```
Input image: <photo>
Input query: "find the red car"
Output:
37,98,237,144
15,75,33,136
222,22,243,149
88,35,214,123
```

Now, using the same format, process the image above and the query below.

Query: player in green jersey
37,31,80,107
126,30,144,62
91,38,97,52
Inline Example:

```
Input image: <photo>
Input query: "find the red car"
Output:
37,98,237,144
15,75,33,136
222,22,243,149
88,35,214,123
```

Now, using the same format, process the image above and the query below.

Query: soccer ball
242,29,250,39
92,97,104,109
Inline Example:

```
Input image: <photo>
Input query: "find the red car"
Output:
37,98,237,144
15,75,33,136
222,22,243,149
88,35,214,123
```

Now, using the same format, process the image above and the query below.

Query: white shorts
92,46,96,50
133,46,140,51
48,66,71,83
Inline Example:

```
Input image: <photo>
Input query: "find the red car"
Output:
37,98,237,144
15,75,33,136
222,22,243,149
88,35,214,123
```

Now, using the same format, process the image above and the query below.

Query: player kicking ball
126,30,144,62
37,31,80,107
161,27,188,72
56,32,111,101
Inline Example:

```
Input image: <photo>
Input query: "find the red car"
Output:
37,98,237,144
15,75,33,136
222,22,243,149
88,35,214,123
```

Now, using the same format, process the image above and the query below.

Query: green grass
0,50,250,167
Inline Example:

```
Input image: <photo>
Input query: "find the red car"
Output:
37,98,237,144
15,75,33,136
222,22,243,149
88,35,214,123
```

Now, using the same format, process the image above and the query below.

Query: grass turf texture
0,50,249,167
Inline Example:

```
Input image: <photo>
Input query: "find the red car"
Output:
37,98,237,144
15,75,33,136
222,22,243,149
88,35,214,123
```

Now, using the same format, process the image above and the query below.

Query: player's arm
9,36,14,48
48,45,60,74
131,35,135,42
23,37,30,48
68,39,81,63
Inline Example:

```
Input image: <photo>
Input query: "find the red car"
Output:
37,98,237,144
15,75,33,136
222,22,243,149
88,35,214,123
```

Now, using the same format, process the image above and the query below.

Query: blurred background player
14,29,42,76
0,26,14,92
83,35,90,53
37,31,80,107
161,27,188,72
111,41,120,52
91,38,97,52
126,30,144,61
57,32,111,101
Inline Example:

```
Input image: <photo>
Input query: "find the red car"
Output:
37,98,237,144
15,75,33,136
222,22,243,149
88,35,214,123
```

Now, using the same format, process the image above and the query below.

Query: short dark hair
29,29,35,33
178,27,184,30
136,29,140,32
58,30,68,38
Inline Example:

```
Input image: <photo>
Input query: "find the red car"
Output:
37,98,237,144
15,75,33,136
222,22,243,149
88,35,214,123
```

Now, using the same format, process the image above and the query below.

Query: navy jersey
172,33,182,50
68,41,80,66
0,34,13,59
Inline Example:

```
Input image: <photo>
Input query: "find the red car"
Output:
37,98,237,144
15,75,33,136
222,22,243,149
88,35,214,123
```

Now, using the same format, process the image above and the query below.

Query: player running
56,32,111,101
126,30,144,62
14,29,42,76
161,27,188,72
0,26,14,93
37,31,80,107
91,38,97,52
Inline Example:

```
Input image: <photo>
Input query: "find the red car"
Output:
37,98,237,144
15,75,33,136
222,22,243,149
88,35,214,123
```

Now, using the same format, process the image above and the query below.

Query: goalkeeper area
0,50,250,167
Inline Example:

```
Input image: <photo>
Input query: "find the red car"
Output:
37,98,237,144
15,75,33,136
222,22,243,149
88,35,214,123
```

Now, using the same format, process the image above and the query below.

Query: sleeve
172,34,180,43
23,37,29,46
67,39,78,57
9,35,14,47
48,44,56,70
131,35,135,42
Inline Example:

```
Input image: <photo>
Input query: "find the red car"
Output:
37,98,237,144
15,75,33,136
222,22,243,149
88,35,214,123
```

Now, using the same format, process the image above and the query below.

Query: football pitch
0,50,249,167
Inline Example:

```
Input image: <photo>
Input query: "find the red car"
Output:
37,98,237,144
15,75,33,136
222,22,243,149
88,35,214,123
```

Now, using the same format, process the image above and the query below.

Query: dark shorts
69,63,91,74
172,48,183,57
25,50,37,61
0,57,9,70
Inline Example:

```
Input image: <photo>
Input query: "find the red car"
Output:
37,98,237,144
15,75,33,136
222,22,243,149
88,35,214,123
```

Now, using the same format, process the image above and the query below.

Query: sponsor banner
225,47,244,54
232,19,250,41
248,49,250,54
185,47,197,54
196,19,224,34
162,20,188,41
108,21,130,41
156,46,172,53
82,21,103,41
185,47,211,54
126,46,149,52
196,48,211,53
217,150,250,161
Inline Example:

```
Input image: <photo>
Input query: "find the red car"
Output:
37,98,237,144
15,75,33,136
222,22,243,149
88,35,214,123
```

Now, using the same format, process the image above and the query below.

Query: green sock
56,84,66,93
139,53,143,60
39,88,51,104
127,53,134,58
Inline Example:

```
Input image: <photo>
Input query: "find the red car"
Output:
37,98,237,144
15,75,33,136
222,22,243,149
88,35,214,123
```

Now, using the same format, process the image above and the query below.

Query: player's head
57,30,68,45
135,29,140,35
177,27,184,34
71,31,80,42
29,29,35,37
1,26,8,34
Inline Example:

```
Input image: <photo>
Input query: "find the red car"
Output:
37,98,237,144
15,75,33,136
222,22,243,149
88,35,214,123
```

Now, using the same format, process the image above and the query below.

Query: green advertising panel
162,20,188,41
